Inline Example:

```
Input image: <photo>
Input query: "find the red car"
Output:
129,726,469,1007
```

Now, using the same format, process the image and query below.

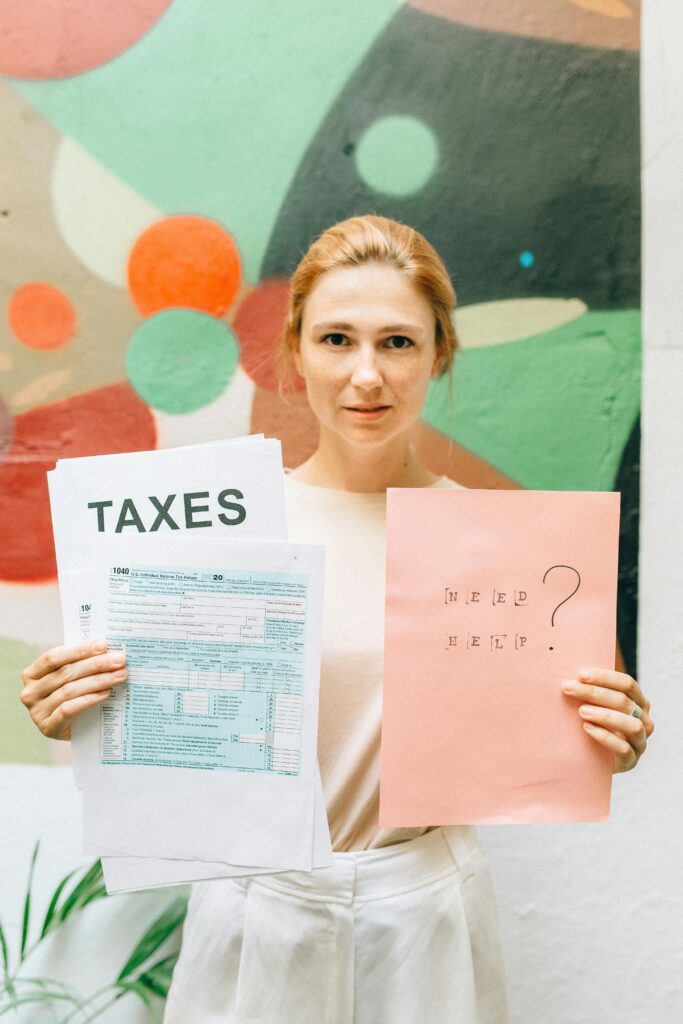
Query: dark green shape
262,7,640,310
422,310,641,491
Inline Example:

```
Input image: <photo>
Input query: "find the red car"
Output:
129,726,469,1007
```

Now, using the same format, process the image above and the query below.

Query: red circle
234,278,305,393
8,283,77,350
0,393,12,465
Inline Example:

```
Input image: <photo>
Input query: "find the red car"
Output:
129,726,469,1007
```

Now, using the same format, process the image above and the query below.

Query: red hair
276,214,459,395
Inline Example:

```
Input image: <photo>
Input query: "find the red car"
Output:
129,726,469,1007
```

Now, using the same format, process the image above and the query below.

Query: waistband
231,826,480,905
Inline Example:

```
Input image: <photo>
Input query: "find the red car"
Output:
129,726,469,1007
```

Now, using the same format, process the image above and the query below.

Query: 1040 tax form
74,535,326,872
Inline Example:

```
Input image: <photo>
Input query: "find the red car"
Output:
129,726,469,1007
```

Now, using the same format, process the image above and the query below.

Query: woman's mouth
344,405,391,419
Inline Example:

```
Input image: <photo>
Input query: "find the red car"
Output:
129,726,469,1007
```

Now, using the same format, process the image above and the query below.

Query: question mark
542,565,581,650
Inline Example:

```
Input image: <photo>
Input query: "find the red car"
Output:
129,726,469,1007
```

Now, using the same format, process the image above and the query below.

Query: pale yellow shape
11,369,71,410
0,351,13,372
453,298,588,349
51,137,164,288
570,0,633,18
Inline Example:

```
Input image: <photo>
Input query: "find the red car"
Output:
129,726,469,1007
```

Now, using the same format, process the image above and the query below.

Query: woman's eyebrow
311,321,425,336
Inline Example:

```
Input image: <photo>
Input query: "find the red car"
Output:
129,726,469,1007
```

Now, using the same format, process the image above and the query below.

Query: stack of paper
48,435,332,892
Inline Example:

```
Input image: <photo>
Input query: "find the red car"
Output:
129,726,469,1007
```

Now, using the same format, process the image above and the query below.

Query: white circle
51,137,164,287
152,364,256,449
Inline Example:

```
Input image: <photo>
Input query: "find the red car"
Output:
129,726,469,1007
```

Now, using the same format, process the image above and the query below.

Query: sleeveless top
284,471,465,851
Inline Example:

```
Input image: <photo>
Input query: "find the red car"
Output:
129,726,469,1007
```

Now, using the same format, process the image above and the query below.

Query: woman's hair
275,214,460,395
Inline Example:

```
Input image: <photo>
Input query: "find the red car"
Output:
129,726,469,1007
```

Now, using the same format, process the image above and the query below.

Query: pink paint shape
0,0,173,80
379,488,620,826
408,0,640,52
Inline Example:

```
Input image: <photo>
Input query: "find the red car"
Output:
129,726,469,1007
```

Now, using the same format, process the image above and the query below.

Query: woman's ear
431,350,443,378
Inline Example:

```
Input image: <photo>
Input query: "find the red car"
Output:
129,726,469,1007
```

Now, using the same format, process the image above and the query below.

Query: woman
20,215,654,1023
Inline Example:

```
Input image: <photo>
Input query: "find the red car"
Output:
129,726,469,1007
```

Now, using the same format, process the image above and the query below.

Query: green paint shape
423,309,641,491
356,115,438,195
11,0,403,280
0,638,50,764
126,310,239,414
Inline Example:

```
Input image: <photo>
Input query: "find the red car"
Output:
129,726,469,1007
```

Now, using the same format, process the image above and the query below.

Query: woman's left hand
561,668,654,774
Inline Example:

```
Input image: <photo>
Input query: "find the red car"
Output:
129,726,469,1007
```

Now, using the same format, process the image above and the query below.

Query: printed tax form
76,536,326,871
48,438,333,889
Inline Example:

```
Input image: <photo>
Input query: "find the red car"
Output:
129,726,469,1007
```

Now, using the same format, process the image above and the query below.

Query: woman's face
295,262,440,450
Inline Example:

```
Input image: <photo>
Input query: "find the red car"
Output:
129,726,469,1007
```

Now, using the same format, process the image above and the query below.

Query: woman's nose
350,349,383,389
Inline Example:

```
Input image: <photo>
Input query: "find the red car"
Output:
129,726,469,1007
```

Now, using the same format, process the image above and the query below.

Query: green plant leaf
15,975,79,996
115,976,165,1024
116,898,187,982
56,860,105,923
0,916,10,978
40,867,79,939
65,989,126,1024
78,883,108,911
119,953,178,999
117,978,156,1011
0,989,81,1016
19,840,40,962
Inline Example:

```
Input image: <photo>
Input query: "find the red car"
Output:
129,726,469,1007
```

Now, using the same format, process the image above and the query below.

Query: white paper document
48,436,287,578
48,438,334,890
95,767,331,893
77,537,325,870
51,436,288,789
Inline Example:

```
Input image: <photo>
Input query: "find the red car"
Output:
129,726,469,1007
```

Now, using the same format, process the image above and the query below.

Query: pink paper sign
379,489,620,826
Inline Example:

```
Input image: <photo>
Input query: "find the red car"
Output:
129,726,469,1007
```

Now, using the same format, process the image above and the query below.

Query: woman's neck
289,433,439,493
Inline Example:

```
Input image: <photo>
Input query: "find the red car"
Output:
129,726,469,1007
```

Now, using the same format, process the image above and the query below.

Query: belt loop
440,825,477,883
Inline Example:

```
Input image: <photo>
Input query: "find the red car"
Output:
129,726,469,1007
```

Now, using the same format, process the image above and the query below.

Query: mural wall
0,0,641,765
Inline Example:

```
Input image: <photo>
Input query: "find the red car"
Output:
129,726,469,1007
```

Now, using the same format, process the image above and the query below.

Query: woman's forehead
302,264,434,330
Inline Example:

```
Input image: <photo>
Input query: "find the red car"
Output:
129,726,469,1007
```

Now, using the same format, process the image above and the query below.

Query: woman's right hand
20,640,128,741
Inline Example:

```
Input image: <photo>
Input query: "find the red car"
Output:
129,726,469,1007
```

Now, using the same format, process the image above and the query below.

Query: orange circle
127,215,242,317
8,283,76,350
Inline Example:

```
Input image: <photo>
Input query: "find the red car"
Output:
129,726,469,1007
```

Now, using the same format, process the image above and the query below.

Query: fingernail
92,640,108,652
109,653,125,667
561,680,577,693
98,689,112,699
113,669,127,681
579,706,595,717
578,668,593,681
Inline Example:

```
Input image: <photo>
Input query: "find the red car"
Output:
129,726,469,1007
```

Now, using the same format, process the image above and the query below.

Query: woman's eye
321,333,348,346
386,335,413,349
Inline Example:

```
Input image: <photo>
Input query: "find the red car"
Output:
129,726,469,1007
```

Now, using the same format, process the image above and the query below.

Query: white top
284,470,465,851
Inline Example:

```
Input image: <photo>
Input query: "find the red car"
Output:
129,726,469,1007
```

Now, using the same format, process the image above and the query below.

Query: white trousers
163,825,509,1024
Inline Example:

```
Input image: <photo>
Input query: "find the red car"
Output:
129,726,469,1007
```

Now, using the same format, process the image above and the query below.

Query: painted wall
3,2,675,1022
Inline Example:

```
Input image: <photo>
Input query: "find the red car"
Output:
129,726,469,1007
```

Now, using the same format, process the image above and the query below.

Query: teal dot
355,116,438,196
519,251,535,269
126,309,239,414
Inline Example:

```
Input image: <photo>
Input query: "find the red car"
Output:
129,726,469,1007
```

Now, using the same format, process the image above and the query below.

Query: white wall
0,767,185,1022
1,3,682,1021
479,1,683,1019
